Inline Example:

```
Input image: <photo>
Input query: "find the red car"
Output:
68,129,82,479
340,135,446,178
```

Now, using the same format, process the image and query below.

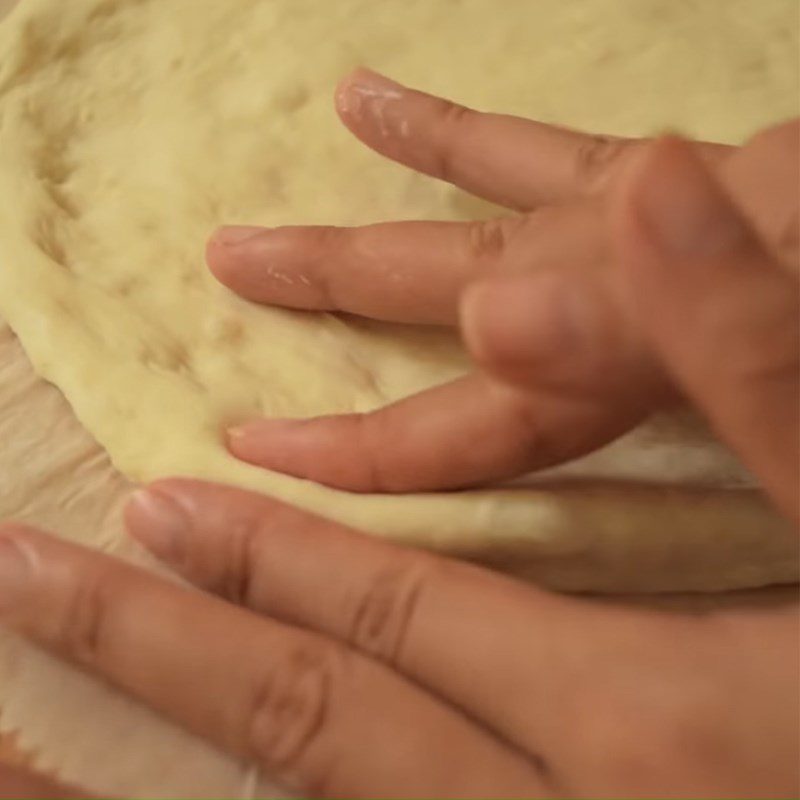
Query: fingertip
335,66,405,116
125,479,216,529
225,419,307,467
334,66,367,117
209,225,268,248
0,527,41,604
205,238,232,286
125,487,189,563
0,521,42,540
225,417,347,485
334,66,411,146
205,226,268,288
225,419,263,455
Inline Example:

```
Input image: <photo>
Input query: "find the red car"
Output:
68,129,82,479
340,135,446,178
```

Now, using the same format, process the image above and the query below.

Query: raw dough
0,1,798,797
0,0,798,593
1,319,797,800
0,316,283,797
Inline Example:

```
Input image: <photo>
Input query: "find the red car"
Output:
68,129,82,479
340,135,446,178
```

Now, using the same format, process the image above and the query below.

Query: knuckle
574,135,632,195
344,556,431,664
465,218,514,262
434,100,472,182
211,515,263,606
245,641,340,783
440,99,472,130
56,566,114,666
349,412,402,493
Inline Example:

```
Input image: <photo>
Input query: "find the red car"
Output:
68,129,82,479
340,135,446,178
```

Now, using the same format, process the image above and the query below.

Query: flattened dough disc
0,0,797,593
0,1,798,797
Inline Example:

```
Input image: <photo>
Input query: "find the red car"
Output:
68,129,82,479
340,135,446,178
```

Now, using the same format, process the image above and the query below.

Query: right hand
1,478,798,800
207,70,799,522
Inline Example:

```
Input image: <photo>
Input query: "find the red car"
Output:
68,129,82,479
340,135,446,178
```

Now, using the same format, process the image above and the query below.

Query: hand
206,70,798,521
1,481,798,799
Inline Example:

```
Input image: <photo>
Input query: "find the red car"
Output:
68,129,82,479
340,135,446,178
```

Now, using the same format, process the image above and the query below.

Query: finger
334,69,730,211
125,479,725,787
459,267,672,404
227,372,649,492
127,480,579,778
613,137,800,522
721,119,800,275
0,526,546,798
0,763,89,800
207,206,604,324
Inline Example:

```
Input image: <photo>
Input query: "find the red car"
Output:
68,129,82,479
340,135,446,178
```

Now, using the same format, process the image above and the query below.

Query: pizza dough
0,0,798,592
0,0,797,796
0,318,288,797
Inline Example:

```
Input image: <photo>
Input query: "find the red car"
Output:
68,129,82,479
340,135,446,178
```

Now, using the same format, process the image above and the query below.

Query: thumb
613,136,799,523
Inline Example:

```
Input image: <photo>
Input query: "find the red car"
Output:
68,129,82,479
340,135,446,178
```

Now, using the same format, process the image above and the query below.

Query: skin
212,70,799,518
0,70,798,798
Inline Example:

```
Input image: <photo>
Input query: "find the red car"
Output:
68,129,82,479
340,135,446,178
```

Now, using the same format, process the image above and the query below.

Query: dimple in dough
0,2,798,795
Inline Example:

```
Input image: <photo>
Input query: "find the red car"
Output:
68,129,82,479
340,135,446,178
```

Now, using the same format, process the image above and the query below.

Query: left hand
1,481,798,799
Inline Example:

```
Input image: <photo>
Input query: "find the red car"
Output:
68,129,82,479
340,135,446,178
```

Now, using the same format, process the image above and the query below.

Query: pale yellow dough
0,0,798,796
0,0,798,592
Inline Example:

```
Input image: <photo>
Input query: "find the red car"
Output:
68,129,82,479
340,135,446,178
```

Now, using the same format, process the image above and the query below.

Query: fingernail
228,419,305,445
348,67,405,94
0,532,36,610
126,490,189,562
634,138,747,259
227,419,314,465
211,226,268,248
461,273,599,367
337,68,407,131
